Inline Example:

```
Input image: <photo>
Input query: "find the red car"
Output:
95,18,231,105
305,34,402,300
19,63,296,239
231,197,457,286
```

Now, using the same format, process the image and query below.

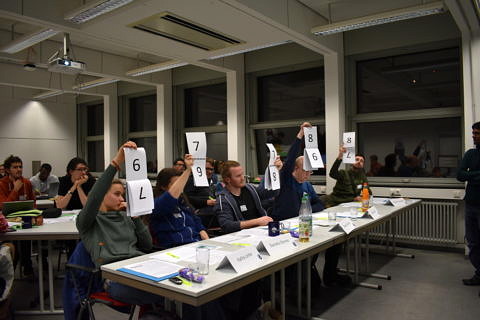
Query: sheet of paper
126,180,154,217
367,206,380,219
192,159,208,187
237,228,269,238
185,132,207,159
303,127,318,149
124,148,148,181
118,259,181,281
216,246,262,273
266,143,277,166
343,132,355,148
343,147,356,164
303,126,324,170
212,234,251,243
305,148,324,168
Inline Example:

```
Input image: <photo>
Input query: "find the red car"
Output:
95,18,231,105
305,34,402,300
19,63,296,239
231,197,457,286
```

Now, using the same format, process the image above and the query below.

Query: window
250,66,326,178
257,67,325,121
128,94,157,173
352,46,463,183
254,126,326,177
185,83,227,127
357,47,460,113
79,103,104,173
180,81,227,162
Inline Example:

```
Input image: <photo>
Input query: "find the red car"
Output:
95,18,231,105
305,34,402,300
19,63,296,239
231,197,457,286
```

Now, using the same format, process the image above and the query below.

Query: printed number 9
196,167,203,177
133,159,140,171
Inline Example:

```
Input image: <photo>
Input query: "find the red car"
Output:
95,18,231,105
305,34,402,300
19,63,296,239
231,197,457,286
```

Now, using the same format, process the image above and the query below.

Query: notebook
2,200,35,216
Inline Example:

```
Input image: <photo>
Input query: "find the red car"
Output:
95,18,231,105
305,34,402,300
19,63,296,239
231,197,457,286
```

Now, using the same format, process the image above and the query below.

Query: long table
102,199,421,319
0,214,79,315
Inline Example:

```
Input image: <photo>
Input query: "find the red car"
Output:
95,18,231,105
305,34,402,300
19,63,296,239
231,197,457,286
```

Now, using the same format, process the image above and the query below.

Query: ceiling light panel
33,90,64,100
65,0,134,24
312,2,445,35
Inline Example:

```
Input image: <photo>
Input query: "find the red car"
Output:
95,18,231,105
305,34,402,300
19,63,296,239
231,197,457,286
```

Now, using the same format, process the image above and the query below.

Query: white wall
0,86,77,178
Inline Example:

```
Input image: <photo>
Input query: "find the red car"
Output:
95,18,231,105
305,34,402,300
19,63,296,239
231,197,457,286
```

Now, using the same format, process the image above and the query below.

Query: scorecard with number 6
124,147,154,217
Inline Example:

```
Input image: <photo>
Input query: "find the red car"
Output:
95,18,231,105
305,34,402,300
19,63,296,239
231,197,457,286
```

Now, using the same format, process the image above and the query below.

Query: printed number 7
193,141,199,151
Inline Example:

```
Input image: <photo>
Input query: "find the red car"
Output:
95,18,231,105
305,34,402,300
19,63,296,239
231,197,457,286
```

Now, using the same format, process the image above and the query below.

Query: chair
62,242,136,320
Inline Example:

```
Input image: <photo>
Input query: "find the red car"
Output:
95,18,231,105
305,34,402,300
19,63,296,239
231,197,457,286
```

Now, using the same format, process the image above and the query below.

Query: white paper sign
329,218,355,234
257,235,295,256
363,206,381,219
264,144,281,190
124,148,148,181
216,246,263,273
303,126,324,170
126,180,154,217
342,132,356,164
185,132,208,187
388,198,406,207
343,148,355,164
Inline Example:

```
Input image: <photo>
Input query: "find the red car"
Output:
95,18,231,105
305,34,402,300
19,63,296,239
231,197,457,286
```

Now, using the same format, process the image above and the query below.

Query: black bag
42,208,62,218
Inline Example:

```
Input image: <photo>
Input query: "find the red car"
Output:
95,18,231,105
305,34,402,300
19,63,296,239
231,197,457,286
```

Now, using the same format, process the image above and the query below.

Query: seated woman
76,141,163,306
150,154,209,248
56,157,96,210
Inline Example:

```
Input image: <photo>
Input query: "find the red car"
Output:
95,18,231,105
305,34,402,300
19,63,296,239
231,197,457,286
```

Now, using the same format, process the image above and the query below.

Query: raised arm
76,141,137,232
167,154,193,199
329,146,346,180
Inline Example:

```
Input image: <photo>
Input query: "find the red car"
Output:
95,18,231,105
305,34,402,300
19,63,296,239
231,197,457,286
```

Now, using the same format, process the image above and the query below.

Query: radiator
370,201,459,246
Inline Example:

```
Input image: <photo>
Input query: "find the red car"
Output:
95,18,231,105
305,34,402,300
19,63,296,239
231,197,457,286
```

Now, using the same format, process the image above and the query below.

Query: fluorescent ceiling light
33,90,64,100
65,0,134,24
206,40,291,60
311,2,445,36
72,78,118,90
126,60,188,77
0,28,59,54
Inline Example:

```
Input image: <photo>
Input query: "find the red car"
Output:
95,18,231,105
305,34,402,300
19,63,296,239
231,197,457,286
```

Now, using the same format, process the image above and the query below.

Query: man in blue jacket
272,122,351,288
215,160,282,234
457,121,480,289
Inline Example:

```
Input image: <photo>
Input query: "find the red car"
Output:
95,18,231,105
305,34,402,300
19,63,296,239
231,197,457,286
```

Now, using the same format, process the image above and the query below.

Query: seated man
0,155,35,276
172,158,186,174
214,159,282,234
271,122,350,288
184,157,219,228
30,163,59,196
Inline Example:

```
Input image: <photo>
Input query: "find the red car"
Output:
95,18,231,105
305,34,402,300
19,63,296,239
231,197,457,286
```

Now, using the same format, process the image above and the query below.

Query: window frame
247,62,326,183
346,41,464,188
78,100,104,176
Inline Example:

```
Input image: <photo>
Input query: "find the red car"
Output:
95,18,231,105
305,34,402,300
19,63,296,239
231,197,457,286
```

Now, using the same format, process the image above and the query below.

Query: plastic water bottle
299,193,312,243
361,182,370,212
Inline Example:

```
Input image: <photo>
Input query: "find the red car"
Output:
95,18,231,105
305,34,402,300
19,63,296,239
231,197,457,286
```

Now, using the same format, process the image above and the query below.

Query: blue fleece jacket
214,183,278,234
150,192,206,248
271,137,324,221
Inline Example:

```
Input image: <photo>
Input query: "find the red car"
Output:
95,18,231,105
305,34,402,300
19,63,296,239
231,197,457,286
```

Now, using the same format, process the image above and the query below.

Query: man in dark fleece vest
458,121,480,290
272,122,351,288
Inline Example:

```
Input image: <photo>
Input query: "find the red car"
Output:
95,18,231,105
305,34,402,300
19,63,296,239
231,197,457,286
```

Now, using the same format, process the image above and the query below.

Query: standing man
457,121,480,288
0,155,35,276
30,163,59,196
272,122,350,288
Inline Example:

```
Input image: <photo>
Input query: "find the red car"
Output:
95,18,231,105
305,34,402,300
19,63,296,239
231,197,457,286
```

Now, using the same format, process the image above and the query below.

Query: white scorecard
264,143,280,190
124,147,154,217
185,132,208,187
342,132,356,164
303,126,324,170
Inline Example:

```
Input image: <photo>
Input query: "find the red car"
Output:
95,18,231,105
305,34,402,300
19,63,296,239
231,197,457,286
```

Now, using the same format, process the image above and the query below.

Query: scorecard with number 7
185,132,209,187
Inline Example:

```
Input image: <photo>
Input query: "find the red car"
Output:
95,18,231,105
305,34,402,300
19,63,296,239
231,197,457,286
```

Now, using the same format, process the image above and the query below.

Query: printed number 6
312,153,318,161
133,159,140,171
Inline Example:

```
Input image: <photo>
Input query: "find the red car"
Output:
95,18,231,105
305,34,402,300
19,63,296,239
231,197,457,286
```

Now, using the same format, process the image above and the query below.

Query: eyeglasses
74,167,88,172
206,168,214,171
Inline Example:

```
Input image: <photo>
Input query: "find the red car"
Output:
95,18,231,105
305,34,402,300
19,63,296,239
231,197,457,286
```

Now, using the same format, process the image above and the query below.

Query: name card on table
257,234,296,256
362,206,381,220
186,132,209,187
329,218,355,234
342,132,356,164
264,143,280,190
216,246,262,273
387,198,406,207
303,126,324,171
124,148,154,217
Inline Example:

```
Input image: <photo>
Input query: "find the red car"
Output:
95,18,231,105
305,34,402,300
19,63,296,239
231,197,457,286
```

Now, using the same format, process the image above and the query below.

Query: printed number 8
308,134,313,143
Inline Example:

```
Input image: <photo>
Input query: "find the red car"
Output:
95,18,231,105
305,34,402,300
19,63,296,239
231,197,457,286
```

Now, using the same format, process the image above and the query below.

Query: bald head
295,156,304,168
292,156,311,183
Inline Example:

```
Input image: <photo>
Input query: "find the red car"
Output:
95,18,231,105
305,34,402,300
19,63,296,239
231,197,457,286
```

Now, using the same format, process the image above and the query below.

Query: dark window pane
358,118,462,178
129,95,156,132
87,141,104,172
185,83,227,127
357,47,461,113
254,126,326,176
258,68,325,122
130,137,157,173
206,133,227,161
87,104,103,136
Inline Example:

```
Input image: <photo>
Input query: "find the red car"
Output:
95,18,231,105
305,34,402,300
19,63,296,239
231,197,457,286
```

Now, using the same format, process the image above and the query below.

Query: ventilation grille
130,12,243,51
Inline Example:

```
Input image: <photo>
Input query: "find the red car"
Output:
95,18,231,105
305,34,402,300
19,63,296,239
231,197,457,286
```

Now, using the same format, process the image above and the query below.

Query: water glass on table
196,246,210,275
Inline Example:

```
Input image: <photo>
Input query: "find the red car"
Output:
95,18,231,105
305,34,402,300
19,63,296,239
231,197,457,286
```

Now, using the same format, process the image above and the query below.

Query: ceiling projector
48,58,85,74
